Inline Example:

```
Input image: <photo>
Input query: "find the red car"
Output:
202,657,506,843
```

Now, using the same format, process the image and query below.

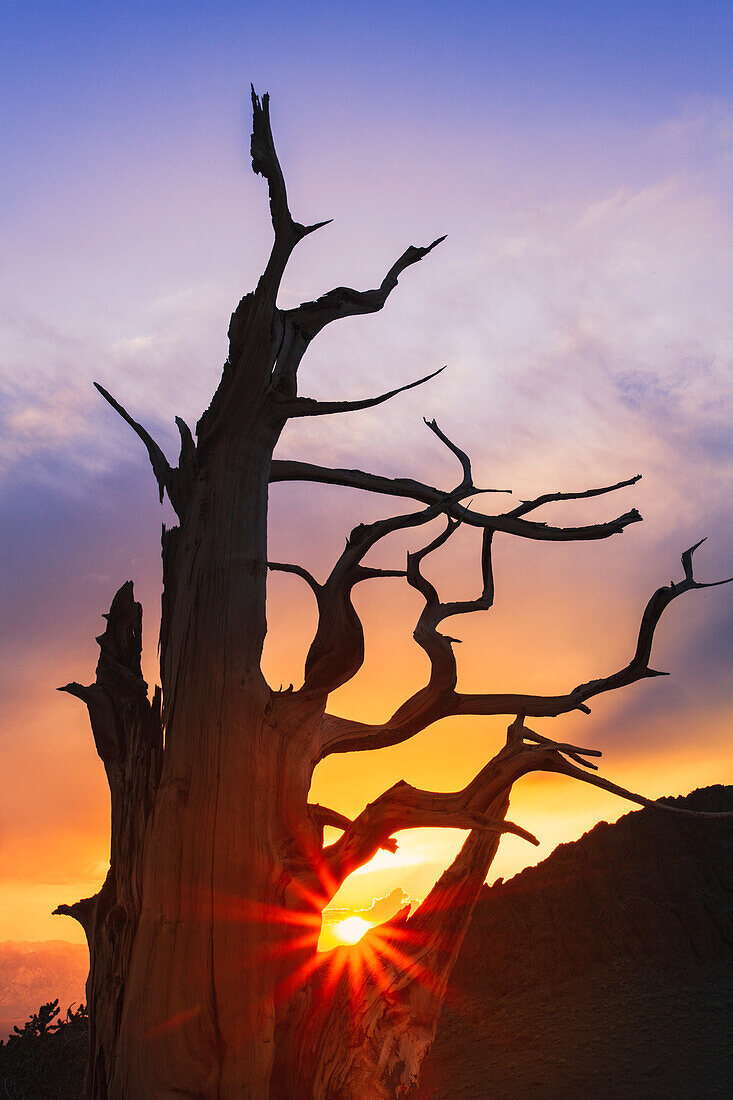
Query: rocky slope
418,785,733,1098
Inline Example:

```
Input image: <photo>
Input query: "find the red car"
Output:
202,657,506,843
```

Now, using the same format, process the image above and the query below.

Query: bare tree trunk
56,584,163,1096
110,410,329,1096
55,89,732,1099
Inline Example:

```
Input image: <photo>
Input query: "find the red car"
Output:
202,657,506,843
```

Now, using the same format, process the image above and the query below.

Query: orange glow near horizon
1,693,731,947
1,700,730,949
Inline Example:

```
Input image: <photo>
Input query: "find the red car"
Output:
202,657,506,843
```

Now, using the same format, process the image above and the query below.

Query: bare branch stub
308,804,398,854
250,86,330,291
94,384,172,505
268,560,321,597
93,386,199,521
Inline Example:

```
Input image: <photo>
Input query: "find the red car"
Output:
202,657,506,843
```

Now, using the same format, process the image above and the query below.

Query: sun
333,916,373,944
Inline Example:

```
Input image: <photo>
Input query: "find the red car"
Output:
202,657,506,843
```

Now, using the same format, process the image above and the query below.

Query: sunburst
332,915,373,944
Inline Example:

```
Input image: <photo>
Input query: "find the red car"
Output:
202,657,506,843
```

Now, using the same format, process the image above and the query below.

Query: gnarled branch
270,460,640,541
508,472,642,517
322,694,733,909
409,515,495,673
266,239,446,405
399,715,733,948
322,778,538,895
300,505,446,698
320,540,731,756
300,423,482,698
298,718,733,1098
499,717,733,822
284,235,446,341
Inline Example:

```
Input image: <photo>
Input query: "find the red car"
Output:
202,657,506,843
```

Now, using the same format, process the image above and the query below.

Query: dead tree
55,90,732,1099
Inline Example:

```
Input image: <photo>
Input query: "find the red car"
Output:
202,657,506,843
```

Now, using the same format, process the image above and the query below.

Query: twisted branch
508,473,642,517
270,460,640,541
394,715,733,1000
299,423,482,698
501,717,733,821
322,692,733,901
320,540,731,756
322,778,538,895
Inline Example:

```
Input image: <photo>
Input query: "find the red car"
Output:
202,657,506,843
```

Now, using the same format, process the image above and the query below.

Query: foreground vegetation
0,1000,87,1100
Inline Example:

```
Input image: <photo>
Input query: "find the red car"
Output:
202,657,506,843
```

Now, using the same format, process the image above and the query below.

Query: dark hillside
419,785,733,1098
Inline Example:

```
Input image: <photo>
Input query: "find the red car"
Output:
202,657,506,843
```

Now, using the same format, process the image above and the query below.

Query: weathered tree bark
55,583,163,1096
55,89,732,1099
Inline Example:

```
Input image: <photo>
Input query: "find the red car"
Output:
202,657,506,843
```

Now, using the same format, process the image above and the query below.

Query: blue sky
4,2,733,215
1,0,731,940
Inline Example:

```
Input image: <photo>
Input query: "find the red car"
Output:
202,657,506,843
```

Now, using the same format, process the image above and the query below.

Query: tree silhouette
54,90,732,1099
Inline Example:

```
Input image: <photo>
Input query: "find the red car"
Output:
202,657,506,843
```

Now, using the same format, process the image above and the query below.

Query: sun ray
263,930,321,959
370,934,439,993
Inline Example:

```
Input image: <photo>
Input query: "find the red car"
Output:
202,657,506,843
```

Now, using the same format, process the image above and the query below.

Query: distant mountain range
419,785,733,1099
0,940,87,1041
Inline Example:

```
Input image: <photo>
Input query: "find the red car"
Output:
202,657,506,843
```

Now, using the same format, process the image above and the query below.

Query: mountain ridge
418,784,733,1098
0,940,87,1042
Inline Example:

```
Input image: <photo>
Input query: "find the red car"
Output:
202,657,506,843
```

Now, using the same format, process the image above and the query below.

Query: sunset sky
1,2,732,947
